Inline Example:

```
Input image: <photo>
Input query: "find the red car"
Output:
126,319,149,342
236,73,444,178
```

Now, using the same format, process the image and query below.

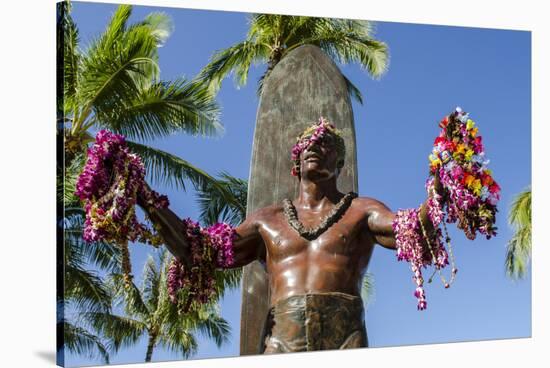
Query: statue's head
290,117,346,180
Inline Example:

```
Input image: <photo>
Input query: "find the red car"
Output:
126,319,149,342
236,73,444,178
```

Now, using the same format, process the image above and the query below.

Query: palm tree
60,1,230,192
505,187,532,279
84,249,231,362
57,147,121,363
58,207,121,364
198,14,389,104
57,1,241,361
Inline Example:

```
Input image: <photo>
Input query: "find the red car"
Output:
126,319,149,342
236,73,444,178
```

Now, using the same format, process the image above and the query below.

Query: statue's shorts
262,292,368,353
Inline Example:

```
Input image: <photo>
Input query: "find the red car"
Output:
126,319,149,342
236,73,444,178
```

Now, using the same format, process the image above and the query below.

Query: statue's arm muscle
141,206,193,268
364,196,440,252
229,211,266,268
139,183,265,268
363,199,398,250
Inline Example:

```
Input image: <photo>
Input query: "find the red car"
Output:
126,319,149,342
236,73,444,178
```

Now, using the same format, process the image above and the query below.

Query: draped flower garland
75,130,236,299
167,220,235,313
75,130,169,287
393,107,500,310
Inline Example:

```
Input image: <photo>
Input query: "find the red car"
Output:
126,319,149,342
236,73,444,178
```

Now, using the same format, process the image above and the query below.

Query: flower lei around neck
392,107,500,310
76,130,236,309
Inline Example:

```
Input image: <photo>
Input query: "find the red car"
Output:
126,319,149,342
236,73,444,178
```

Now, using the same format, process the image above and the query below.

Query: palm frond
76,6,161,128
64,210,122,274
295,18,389,79
108,273,151,318
193,310,231,347
196,172,247,226
200,14,388,105
64,264,112,313
58,0,80,117
59,153,85,207
83,311,147,352
213,268,243,292
157,326,198,359
135,12,174,47
505,226,531,279
63,213,114,313
508,187,531,228
342,73,364,105
61,319,110,364
361,272,375,306
198,41,270,93
141,255,161,310
99,79,222,141
126,141,225,192
505,187,532,279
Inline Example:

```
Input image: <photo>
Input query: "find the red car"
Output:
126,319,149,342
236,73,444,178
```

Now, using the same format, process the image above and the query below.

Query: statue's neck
297,178,342,211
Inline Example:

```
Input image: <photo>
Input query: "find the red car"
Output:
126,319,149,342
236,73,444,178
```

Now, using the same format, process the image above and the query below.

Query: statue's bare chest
259,206,368,262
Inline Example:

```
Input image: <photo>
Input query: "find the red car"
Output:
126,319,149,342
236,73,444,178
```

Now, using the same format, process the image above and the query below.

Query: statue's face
299,134,341,182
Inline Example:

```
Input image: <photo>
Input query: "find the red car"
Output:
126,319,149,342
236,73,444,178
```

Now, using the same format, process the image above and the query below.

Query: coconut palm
198,14,389,104
60,1,228,193
57,1,240,361
83,249,231,362
505,187,532,279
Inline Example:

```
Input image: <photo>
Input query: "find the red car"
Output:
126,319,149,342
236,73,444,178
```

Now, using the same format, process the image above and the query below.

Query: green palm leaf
108,273,151,318
58,0,80,117
73,5,163,131
61,319,110,364
505,187,532,279
126,141,226,191
99,79,222,141
198,41,270,92
98,248,231,361
196,172,247,226
84,311,147,352
361,272,375,306
198,14,389,104
190,308,231,347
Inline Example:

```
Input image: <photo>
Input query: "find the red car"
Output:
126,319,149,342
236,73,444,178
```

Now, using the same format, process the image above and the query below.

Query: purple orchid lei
167,219,236,312
75,130,169,245
393,107,499,310
76,130,237,303
75,130,169,287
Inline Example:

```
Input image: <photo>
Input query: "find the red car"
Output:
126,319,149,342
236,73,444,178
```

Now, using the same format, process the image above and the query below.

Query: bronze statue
140,120,441,354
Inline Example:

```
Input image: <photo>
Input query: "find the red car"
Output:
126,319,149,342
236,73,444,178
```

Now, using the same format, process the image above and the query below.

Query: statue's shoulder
353,195,392,214
246,203,284,223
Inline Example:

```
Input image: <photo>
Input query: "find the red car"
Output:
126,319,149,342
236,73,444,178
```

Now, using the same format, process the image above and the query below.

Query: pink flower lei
75,130,169,245
76,130,237,306
75,130,170,287
393,107,499,310
167,219,236,313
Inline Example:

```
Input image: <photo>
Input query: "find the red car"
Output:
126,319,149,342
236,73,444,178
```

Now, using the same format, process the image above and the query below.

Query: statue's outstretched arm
139,184,265,269
366,173,444,251
140,205,193,269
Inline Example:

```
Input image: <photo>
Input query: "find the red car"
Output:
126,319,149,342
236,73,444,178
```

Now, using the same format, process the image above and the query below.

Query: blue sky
66,2,531,366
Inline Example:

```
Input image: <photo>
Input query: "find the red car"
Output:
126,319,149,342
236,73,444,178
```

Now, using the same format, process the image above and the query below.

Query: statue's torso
256,198,376,305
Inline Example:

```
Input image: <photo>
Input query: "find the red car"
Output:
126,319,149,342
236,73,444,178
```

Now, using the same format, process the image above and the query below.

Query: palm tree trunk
145,332,157,362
